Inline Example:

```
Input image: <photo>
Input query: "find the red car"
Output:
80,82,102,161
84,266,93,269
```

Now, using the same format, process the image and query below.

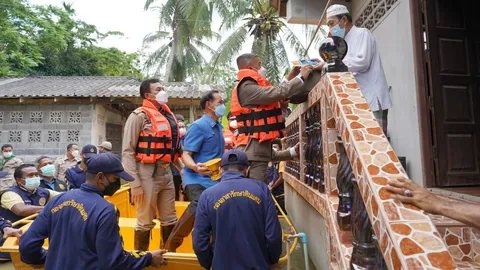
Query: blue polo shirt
65,163,86,189
183,115,225,188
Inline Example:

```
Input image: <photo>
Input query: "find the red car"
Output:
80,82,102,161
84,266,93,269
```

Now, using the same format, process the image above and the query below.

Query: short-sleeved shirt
1,189,58,210
183,115,225,188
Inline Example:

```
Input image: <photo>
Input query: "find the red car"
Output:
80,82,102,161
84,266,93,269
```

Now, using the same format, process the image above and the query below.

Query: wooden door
106,123,123,156
425,0,480,186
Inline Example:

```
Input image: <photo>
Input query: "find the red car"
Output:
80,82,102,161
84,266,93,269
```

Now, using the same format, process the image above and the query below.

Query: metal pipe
304,0,334,55
286,239,292,270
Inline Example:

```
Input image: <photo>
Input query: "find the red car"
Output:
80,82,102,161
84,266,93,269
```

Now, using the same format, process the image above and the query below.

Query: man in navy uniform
65,144,98,189
19,153,168,269
193,150,282,270
36,156,68,192
0,171,24,261
0,164,58,224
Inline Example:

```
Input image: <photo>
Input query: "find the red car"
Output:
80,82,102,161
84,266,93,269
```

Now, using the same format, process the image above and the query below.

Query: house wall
0,104,94,163
285,185,329,270
93,104,125,146
352,0,424,184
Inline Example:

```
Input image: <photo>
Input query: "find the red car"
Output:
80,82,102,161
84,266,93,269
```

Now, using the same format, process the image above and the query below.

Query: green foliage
209,0,327,85
0,0,141,77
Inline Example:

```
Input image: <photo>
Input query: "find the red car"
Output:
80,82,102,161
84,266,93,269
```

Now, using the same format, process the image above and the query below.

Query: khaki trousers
135,162,177,231
247,161,269,183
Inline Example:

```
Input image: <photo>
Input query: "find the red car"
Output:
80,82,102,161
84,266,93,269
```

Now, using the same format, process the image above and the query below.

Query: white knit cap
327,4,350,18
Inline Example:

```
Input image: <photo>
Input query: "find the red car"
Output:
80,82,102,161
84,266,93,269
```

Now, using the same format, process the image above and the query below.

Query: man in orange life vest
122,78,185,251
231,53,313,182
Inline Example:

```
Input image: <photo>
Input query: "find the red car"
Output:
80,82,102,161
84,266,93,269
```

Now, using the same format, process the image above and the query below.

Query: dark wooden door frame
409,0,436,188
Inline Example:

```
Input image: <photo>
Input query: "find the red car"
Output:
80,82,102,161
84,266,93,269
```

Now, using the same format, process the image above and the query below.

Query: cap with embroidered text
86,152,134,181
221,149,249,168
82,144,98,159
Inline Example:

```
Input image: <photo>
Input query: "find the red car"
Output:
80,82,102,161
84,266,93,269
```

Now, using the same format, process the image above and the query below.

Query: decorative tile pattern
8,131,22,142
355,0,399,31
0,112,3,123
28,131,41,142
321,73,455,269
30,112,43,123
285,72,457,269
68,112,81,124
10,112,23,123
67,130,79,142
47,131,60,142
49,112,62,124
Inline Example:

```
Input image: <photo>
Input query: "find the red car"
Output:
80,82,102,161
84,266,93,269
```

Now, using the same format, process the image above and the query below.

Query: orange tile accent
400,238,425,255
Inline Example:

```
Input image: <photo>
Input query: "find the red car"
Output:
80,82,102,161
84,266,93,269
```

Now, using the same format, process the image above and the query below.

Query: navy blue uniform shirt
192,170,282,270
65,163,86,189
19,184,152,270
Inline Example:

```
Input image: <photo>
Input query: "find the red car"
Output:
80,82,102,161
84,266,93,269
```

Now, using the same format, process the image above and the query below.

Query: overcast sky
28,0,322,72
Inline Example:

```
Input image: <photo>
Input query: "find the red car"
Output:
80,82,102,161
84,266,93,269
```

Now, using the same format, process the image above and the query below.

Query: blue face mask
330,23,346,38
40,164,56,177
214,104,226,118
24,177,41,191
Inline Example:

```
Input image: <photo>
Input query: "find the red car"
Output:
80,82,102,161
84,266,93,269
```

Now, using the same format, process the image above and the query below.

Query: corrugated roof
0,76,225,99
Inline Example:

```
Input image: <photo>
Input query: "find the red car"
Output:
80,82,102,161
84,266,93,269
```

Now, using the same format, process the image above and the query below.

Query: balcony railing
284,72,456,269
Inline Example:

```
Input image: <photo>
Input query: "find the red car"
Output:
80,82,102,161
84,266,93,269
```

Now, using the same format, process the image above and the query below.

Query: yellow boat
0,185,299,270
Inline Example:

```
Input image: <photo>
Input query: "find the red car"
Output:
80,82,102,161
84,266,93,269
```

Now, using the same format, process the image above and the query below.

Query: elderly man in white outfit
326,4,392,135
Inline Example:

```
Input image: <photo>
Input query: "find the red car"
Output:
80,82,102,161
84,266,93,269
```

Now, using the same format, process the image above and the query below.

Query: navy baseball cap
86,152,135,181
221,150,249,168
0,172,8,179
82,144,98,158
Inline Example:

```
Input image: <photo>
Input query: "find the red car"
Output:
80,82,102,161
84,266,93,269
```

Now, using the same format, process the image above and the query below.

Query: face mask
103,178,121,197
3,152,12,159
179,128,187,136
330,23,346,38
156,91,169,105
214,104,226,118
258,67,267,79
72,150,80,159
273,147,279,152
24,177,41,191
40,164,56,177
229,120,238,129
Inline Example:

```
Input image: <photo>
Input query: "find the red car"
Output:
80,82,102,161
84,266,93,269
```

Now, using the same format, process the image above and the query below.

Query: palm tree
142,0,219,82
209,0,327,85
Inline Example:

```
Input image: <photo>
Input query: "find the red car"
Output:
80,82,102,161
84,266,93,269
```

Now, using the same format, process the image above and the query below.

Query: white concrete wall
352,0,424,184
285,184,329,270
93,104,125,145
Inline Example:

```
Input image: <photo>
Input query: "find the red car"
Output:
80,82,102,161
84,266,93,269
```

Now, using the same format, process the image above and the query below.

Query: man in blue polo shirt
19,153,168,269
65,144,97,189
193,150,282,269
164,90,225,252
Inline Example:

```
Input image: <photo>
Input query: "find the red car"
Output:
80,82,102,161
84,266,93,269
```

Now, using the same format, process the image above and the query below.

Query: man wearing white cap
98,141,112,153
326,4,392,135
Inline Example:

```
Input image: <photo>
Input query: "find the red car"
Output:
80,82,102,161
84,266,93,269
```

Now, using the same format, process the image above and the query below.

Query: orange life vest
230,69,285,146
223,130,235,152
134,100,180,164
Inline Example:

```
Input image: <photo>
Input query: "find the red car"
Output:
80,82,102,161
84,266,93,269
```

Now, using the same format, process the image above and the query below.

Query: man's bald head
236,53,260,70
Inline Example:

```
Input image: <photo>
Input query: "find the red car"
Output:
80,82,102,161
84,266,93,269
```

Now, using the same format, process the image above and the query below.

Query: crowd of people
0,4,477,270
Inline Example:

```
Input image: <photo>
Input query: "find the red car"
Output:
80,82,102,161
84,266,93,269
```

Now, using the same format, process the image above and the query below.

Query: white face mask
257,67,267,79
3,152,13,158
179,127,187,136
272,147,279,152
229,120,238,129
24,177,41,191
72,150,80,158
156,91,169,105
